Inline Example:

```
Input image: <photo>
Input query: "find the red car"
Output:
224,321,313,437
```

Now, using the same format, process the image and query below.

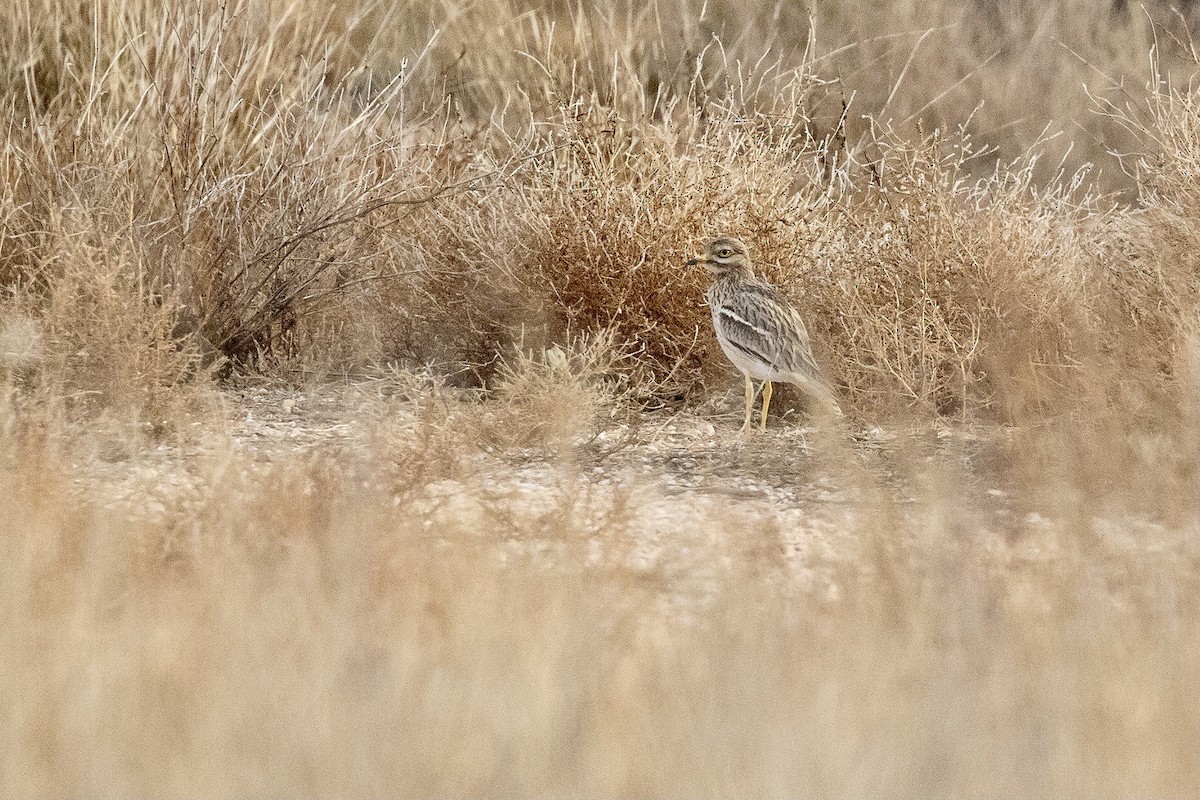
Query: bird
686,236,841,433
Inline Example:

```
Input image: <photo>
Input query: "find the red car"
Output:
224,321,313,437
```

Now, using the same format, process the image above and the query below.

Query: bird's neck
714,265,755,284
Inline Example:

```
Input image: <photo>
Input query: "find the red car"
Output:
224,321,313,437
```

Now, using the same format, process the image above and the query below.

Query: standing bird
687,236,841,433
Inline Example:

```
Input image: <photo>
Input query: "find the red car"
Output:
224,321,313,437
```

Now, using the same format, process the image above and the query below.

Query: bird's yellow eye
718,248,733,258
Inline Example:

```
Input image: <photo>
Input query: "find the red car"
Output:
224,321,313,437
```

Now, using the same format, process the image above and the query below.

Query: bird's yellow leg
760,380,773,432
742,374,754,434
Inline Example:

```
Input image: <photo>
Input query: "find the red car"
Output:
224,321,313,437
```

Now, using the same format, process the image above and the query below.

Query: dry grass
1,0,1199,796
1,383,1197,797
3,0,1198,413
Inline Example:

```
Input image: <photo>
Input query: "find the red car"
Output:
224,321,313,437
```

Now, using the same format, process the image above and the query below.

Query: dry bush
802,130,1101,419
454,98,1102,419
1088,69,1200,409
3,0,1199,423
40,240,201,421
491,93,830,401
0,156,205,420
485,328,636,450
0,0,498,412
338,152,547,384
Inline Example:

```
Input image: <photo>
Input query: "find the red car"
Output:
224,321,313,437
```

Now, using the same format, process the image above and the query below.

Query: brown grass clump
486,328,636,450
1087,74,1200,408
0,0,497,407
492,106,1104,419
803,131,1101,419
490,91,828,401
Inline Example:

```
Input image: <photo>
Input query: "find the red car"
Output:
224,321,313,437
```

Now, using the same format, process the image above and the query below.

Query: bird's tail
788,373,844,417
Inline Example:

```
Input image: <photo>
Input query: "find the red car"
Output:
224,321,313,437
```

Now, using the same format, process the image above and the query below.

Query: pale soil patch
62,382,1184,615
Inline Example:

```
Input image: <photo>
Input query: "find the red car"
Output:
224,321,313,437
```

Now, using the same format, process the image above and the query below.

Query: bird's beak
685,255,706,266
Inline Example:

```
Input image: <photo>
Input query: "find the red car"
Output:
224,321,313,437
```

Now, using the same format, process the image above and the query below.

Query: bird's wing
712,282,824,379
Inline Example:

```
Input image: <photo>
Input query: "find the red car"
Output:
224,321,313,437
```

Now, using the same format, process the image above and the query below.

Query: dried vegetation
1,0,1198,796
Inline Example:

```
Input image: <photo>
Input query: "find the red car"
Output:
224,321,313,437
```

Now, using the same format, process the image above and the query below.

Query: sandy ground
60,383,1143,610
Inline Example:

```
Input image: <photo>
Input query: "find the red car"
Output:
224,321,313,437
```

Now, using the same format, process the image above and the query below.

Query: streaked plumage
687,236,841,432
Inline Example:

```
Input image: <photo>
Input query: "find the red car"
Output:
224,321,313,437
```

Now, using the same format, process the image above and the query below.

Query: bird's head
685,236,752,276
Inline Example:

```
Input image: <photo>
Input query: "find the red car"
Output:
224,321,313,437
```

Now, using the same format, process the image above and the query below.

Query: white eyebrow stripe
718,306,771,337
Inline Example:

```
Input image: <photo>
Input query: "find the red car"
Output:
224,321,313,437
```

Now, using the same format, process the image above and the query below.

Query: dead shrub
484,328,635,451
803,130,1099,419
39,236,202,420
1089,73,1200,409
0,0,497,406
461,87,832,404
1,0,1198,427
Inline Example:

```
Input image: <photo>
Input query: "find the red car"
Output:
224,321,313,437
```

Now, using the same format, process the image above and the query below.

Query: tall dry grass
0,2,1190,396
1,0,1197,418
1,0,1199,795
